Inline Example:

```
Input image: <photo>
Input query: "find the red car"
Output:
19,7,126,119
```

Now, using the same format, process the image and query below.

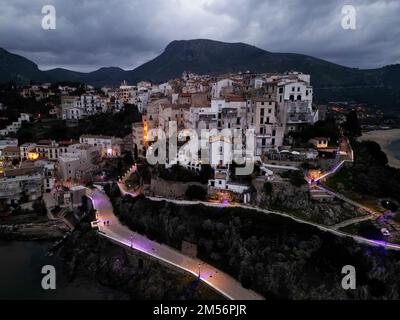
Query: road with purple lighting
86,159,400,301
86,187,264,301
115,186,400,253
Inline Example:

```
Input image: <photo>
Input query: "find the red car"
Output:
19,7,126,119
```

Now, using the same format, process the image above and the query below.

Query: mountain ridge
0,39,399,111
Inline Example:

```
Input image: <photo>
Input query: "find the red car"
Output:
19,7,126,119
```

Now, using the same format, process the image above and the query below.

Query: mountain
0,39,399,111
0,48,46,83
129,39,367,85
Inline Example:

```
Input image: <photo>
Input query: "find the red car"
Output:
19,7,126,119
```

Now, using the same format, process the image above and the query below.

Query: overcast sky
0,0,399,72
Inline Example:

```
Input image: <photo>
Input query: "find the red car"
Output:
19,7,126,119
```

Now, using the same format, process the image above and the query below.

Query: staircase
309,184,335,200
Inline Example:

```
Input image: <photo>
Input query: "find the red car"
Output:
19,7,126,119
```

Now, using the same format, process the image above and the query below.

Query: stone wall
254,178,367,226
148,177,205,199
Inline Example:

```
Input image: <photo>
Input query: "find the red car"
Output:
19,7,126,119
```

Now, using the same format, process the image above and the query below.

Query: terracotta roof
2,146,19,153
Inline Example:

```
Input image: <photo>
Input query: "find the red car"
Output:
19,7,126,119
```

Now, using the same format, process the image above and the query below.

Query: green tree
185,185,207,201
263,182,273,195
32,199,47,216
343,110,361,138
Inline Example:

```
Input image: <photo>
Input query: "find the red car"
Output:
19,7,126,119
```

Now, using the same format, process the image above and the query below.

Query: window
297,87,300,92
289,95,295,101
297,95,302,101
279,88,283,94
292,87,295,92
272,129,276,136
268,109,272,114
266,117,270,124
260,118,263,124
260,108,264,116
236,118,240,125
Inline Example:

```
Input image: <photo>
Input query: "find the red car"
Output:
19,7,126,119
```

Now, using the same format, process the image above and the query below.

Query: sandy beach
359,129,400,169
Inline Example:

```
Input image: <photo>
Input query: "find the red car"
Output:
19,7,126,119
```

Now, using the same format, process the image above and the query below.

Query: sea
388,139,400,161
0,241,128,300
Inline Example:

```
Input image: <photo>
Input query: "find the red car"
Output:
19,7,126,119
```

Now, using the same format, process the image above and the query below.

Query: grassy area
325,167,387,214
268,203,313,222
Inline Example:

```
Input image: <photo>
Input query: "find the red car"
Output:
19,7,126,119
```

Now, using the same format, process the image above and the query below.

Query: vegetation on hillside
15,105,141,144
289,119,340,147
105,183,400,299
326,140,400,203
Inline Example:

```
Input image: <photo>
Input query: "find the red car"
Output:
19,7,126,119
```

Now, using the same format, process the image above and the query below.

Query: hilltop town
1,69,400,299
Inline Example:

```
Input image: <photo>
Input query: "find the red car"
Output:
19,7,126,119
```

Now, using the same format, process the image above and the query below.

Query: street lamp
198,263,201,279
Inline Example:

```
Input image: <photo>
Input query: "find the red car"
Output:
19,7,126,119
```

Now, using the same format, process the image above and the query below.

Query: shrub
185,185,207,201
263,182,273,195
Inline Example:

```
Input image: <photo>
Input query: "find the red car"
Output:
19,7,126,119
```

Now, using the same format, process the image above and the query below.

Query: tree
199,164,214,184
133,144,139,160
33,199,47,216
343,110,361,137
185,185,207,201
263,182,273,195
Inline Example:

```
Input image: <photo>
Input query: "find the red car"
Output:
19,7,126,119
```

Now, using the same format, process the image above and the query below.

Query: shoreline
359,129,400,169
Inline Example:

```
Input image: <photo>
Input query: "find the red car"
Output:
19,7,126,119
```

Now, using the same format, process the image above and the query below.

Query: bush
263,182,273,195
159,164,202,183
185,185,207,201
280,170,307,187
32,199,47,216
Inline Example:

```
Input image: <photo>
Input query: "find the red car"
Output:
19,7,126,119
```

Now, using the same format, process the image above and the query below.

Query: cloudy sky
0,0,399,72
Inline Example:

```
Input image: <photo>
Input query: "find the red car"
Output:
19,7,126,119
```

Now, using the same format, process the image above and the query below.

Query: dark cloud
0,0,399,71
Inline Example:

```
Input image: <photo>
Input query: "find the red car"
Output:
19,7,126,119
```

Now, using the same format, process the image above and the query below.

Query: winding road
86,187,264,300
86,160,400,301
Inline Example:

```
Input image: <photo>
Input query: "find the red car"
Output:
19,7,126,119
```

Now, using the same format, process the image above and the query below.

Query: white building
58,144,100,181
119,82,137,104
79,135,123,158
0,113,30,136
19,140,73,161
61,95,113,120
0,167,43,204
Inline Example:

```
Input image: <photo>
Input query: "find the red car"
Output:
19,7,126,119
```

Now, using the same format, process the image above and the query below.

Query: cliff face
108,189,400,300
258,180,366,225
59,223,222,300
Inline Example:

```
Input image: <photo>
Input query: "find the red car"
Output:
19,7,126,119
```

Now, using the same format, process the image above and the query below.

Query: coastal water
0,241,128,300
388,139,400,161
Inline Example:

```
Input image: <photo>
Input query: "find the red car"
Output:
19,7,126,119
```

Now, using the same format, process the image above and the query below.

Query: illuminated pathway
116,165,400,251
139,194,400,251
86,188,264,300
